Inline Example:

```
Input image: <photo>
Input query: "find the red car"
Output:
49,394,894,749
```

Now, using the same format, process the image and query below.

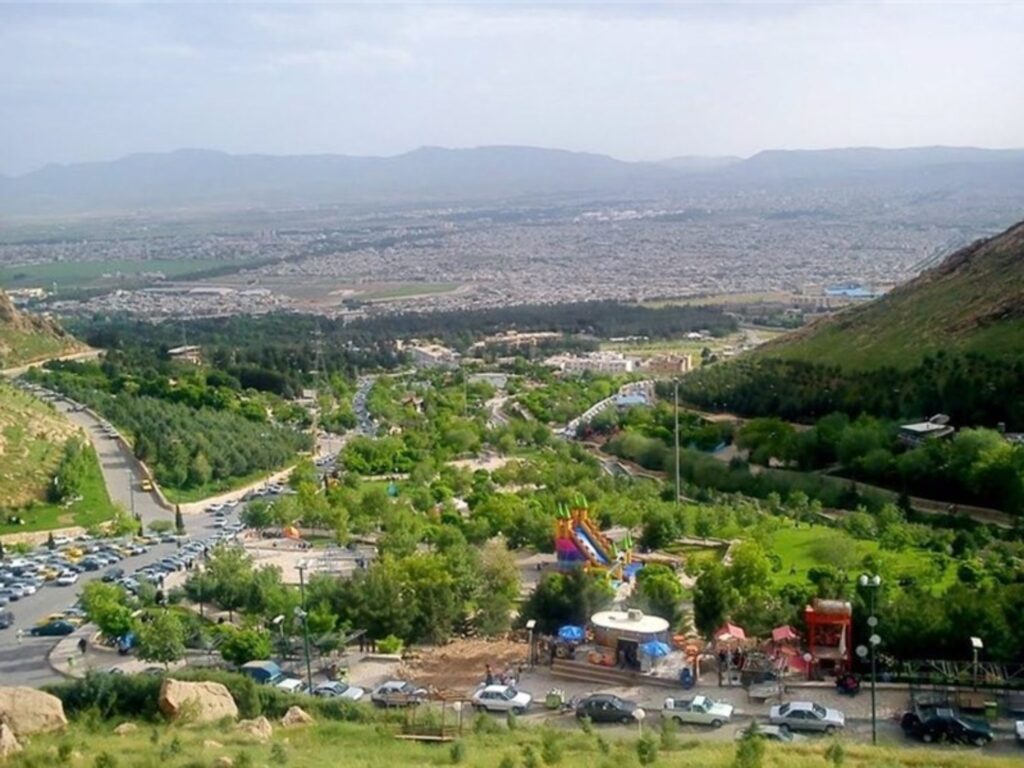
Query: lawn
0,257,243,289
14,717,1023,768
766,524,957,594
359,281,461,301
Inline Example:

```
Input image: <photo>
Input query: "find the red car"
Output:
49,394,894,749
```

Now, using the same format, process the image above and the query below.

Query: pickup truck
662,695,735,727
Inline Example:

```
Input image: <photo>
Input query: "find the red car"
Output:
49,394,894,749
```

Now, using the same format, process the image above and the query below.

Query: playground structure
555,497,637,581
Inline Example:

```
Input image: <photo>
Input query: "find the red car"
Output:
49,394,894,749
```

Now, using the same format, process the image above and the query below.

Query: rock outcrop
158,679,238,724
280,706,314,727
114,722,138,736
235,716,273,742
0,723,22,759
0,687,68,737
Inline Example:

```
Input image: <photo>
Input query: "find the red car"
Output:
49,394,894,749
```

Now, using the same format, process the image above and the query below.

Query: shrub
44,672,164,721
377,634,403,654
498,756,516,768
540,731,563,765
94,754,118,768
636,733,658,766
449,741,466,764
578,715,592,735
659,715,679,751
235,753,254,768
505,710,518,731
270,744,288,765
522,746,540,768
57,742,74,763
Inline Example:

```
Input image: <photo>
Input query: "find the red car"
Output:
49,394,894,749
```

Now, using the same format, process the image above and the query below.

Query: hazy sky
2,1,1023,175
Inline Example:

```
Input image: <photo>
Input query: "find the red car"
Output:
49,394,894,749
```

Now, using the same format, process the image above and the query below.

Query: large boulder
114,722,138,735
280,706,314,727
0,687,67,737
158,679,238,724
0,723,22,759
235,716,273,742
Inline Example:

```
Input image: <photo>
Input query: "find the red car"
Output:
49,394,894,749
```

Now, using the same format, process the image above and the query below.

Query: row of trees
678,352,1024,431
29,362,312,491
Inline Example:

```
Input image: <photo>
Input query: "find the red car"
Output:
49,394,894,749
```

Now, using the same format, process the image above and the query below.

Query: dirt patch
397,638,530,696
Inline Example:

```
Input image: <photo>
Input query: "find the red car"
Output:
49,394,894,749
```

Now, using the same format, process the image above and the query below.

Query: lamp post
971,636,983,691
296,563,314,693
673,378,680,507
858,573,882,746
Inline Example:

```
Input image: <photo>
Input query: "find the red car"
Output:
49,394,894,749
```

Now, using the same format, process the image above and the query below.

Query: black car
901,706,993,746
0,610,14,629
102,567,125,583
29,619,76,636
575,693,643,724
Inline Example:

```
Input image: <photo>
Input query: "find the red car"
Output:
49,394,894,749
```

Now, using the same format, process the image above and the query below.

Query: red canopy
771,625,799,643
715,623,747,642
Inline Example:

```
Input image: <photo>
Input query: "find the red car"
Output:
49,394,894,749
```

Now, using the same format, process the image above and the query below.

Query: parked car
471,684,532,714
30,619,76,636
102,567,125,583
901,705,993,746
240,660,287,686
370,680,428,708
312,681,366,701
1015,720,1024,745
575,693,643,723
0,611,14,629
275,678,309,695
663,695,734,727
56,571,79,586
769,701,845,734
117,632,137,655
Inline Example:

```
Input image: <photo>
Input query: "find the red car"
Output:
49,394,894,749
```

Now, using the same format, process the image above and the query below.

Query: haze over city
3,1,1024,175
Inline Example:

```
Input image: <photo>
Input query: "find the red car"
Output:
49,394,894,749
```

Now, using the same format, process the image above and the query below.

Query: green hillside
762,219,1024,369
0,288,81,368
0,380,114,533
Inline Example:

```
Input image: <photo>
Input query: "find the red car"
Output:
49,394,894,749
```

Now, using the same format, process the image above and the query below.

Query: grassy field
359,282,462,301
766,524,956,594
0,258,242,289
0,383,114,534
11,717,1023,768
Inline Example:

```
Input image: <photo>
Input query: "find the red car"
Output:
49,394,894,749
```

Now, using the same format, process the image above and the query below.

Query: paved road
0,392,213,686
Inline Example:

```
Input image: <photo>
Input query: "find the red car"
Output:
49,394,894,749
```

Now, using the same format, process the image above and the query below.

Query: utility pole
674,379,680,506
297,563,314,693
857,573,882,746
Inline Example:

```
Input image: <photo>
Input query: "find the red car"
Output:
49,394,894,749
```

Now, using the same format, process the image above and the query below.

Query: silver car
769,701,845,734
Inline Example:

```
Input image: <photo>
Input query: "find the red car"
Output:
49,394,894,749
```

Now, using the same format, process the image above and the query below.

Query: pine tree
174,505,185,535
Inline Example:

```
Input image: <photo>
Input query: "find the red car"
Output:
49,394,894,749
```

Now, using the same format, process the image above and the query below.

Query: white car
471,685,532,714
769,701,845,734
275,678,309,695
313,681,366,701
56,571,79,586
663,695,735,727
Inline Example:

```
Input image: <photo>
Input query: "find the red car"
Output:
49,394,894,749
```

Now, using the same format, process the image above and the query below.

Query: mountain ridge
0,289,81,369
2,144,1023,215
757,218,1024,369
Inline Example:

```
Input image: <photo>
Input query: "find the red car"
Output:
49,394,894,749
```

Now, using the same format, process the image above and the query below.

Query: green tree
476,538,521,636
80,582,136,640
174,505,185,535
136,609,186,666
630,565,684,627
218,626,273,666
693,563,734,636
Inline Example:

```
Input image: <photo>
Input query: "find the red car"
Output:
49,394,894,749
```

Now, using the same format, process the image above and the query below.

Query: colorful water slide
572,524,610,566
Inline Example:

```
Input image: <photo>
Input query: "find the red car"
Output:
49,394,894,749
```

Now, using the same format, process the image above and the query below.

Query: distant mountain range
758,217,1024,369
2,145,1023,215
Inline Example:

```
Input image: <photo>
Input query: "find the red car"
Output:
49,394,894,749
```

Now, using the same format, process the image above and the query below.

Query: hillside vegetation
0,380,114,533
761,219,1024,370
11,711,1024,768
0,288,81,368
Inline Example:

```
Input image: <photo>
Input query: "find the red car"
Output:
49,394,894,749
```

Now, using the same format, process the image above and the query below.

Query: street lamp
296,563,314,693
971,636,983,691
858,573,882,745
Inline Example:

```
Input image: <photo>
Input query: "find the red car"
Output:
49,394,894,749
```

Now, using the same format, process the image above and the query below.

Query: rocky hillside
0,289,80,368
761,218,1024,369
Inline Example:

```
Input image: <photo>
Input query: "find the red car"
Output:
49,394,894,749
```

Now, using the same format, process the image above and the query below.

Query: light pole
971,636,983,691
858,573,882,745
673,378,680,507
296,563,314,693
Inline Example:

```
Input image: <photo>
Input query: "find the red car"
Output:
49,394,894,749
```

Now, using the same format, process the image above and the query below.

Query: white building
408,344,461,369
546,352,635,374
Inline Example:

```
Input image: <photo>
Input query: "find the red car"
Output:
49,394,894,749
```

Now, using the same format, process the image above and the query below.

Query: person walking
78,636,88,655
